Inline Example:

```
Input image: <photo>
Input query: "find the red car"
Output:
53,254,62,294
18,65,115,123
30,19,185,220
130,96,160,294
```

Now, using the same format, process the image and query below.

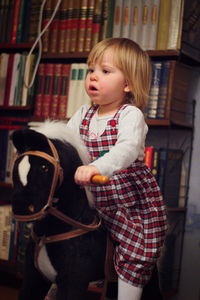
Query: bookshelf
0,0,199,299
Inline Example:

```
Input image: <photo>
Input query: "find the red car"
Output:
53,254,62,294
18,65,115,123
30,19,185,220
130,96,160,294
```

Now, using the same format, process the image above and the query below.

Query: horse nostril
28,205,35,212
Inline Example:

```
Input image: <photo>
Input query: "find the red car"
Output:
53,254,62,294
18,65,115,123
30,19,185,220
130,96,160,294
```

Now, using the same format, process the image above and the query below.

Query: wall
172,71,200,300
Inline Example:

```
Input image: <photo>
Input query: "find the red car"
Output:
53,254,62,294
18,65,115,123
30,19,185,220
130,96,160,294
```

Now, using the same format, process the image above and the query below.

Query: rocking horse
11,122,163,300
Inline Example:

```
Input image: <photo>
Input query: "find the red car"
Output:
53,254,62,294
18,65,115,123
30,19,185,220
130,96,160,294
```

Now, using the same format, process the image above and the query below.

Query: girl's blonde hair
87,38,151,111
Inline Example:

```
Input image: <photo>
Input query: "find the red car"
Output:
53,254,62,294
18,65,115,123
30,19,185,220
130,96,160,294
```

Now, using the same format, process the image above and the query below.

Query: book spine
57,0,68,53
70,0,81,52
76,0,88,52
10,0,21,44
57,64,71,119
64,0,74,53
49,64,62,119
139,0,151,50
49,0,60,53
156,0,171,50
42,0,52,53
84,0,95,52
121,0,131,38
91,0,103,47
28,0,42,43
147,61,162,119
144,146,154,169
129,0,142,45
148,0,160,50
4,54,14,106
0,129,9,182
167,0,183,49
0,205,12,260
99,0,109,40
151,148,159,180
112,0,123,37
0,53,9,106
105,0,115,38
41,63,55,118
157,60,171,119
16,0,26,43
66,63,79,119
34,63,45,118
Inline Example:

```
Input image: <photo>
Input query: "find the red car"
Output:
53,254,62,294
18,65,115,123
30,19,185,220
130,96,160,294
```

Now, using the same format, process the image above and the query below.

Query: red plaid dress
80,104,168,287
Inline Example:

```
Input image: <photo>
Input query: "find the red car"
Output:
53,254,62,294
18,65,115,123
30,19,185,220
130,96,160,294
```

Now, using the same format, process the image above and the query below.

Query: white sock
118,277,143,300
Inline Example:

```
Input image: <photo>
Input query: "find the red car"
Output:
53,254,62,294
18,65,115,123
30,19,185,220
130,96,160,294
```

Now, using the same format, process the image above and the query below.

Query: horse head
11,122,95,226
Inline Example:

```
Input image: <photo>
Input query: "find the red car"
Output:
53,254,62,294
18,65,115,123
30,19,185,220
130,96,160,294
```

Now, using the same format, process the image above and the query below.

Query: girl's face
85,48,130,111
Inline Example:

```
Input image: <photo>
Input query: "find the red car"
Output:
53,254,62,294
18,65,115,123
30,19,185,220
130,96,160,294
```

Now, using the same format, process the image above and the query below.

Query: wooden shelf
167,207,186,212
0,43,33,49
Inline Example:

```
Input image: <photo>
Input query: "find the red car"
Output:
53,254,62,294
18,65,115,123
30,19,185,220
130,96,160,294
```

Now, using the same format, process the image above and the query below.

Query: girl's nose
90,72,98,81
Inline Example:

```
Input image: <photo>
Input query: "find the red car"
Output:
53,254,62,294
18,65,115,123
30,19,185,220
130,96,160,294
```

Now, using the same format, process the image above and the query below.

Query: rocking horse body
11,122,107,300
11,122,163,300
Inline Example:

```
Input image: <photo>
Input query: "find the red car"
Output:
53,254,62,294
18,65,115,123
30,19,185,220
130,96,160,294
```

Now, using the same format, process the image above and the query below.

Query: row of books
0,53,36,107
0,118,28,183
0,0,43,44
33,62,90,119
42,0,184,53
0,0,184,53
145,60,173,120
144,146,186,208
113,0,184,51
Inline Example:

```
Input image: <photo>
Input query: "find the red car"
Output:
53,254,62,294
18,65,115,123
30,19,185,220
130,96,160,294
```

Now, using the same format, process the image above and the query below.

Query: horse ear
12,129,49,153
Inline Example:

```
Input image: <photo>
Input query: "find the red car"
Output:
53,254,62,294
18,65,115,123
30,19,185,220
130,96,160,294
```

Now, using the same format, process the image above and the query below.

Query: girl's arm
90,107,148,177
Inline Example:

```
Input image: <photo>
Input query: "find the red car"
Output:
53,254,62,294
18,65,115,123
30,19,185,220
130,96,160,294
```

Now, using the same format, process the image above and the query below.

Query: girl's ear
124,81,130,92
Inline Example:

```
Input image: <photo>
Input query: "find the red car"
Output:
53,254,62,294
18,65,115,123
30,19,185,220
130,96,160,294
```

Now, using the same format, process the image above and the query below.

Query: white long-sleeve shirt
67,104,148,177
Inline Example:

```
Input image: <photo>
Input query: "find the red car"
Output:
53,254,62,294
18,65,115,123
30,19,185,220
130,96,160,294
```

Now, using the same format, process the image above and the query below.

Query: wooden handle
91,175,109,185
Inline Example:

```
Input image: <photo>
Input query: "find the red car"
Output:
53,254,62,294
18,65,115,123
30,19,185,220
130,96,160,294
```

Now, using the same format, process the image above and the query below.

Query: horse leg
18,240,51,300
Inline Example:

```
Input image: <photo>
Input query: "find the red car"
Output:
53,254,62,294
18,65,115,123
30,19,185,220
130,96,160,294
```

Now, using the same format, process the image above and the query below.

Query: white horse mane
31,120,90,165
31,121,94,206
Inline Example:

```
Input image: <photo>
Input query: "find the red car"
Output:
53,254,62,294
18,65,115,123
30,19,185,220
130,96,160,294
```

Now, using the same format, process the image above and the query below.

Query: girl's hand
74,165,100,185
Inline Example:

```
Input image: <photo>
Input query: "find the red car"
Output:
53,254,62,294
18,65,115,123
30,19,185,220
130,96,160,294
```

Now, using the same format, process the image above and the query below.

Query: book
147,61,162,119
3,54,15,106
159,148,184,207
41,63,55,118
0,0,10,43
66,63,79,118
70,0,81,52
156,0,171,50
4,0,15,43
16,0,26,43
105,0,115,38
156,60,171,119
181,0,200,62
91,0,103,48
129,0,143,44
28,0,43,43
10,0,21,44
64,0,74,53
0,53,9,106
21,54,36,106
121,0,131,38
148,0,160,50
42,0,52,53
84,0,95,52
144,146,154,169
34,63,46,117
0,129,9,181
99,0,109,40
57,64,71,119
0,205,12,260
112,0,123,37
49,64,62,119
151,147,159,180
57,0,69,53
139,0,152,50
8,53,21,106
5,129,17,184
76,0,88,52
167,0,183,50
49,0,60,53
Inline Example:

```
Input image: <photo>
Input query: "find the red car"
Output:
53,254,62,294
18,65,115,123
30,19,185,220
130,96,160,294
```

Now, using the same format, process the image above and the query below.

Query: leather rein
13,139,101,243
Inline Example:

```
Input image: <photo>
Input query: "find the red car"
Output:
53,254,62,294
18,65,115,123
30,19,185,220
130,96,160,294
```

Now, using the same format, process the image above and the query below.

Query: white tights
118,278,143,300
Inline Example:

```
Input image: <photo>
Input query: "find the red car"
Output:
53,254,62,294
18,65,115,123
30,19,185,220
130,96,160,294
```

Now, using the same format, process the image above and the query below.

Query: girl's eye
103,69,110,74
87,68,94,73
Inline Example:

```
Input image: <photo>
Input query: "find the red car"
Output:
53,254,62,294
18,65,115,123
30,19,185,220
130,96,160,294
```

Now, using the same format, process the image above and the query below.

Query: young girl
67,38,168,300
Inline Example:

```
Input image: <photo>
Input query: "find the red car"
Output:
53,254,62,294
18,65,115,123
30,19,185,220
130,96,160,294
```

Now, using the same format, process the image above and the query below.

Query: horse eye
41,165,48,172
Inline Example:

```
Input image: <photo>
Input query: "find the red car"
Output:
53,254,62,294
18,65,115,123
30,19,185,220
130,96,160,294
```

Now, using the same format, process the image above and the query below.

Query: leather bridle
13,138,101,243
